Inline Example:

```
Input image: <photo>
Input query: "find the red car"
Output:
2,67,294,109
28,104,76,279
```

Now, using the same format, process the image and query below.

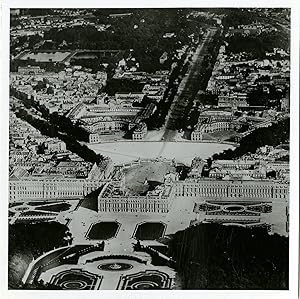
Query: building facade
9,176,105,201
98,196,169,213
89,133,101,143
132,122,147,140
97,177,289,236
9,161,113,202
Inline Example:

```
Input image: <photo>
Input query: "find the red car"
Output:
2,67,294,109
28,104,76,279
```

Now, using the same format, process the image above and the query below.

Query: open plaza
88,141,235,166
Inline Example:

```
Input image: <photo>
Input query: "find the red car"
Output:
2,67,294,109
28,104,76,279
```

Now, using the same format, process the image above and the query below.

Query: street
162,28,218,141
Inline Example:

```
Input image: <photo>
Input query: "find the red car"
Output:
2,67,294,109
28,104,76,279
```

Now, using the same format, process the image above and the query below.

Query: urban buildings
97,165,289,236
132,123,147,140
7,7,292,292
9,159,113,201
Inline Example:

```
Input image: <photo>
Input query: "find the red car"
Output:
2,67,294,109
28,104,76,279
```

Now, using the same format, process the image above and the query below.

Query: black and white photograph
1,1,299,298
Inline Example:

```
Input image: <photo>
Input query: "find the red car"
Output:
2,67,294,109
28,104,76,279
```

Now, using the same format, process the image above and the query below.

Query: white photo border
1,1,299,299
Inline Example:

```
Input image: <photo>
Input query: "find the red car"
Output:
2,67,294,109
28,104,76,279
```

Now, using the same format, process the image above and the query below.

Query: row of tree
144,55,188,129
11,87,89,142
177,29,223,131
13,107,104,164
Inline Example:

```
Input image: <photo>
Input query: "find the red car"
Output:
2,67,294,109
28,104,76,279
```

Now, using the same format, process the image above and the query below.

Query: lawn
134,222,166,240
36,203,71,212
27,201,56,206
87,222,120,240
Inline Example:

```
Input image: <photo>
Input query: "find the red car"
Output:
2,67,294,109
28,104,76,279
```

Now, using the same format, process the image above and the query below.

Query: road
162,28,217,141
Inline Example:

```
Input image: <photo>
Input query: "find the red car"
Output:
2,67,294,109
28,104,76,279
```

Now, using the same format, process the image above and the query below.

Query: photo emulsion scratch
8,8,290,290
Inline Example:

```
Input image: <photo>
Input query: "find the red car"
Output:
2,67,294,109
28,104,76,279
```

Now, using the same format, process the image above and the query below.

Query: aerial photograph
8,8,290,290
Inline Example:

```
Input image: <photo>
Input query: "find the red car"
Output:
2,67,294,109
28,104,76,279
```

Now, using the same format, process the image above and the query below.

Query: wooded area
169,223,288,289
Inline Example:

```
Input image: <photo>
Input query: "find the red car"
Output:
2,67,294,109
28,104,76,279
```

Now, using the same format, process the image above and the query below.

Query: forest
42,9,202,73
226,31,289,58
169,223,288,289
9,222,69,289
247,85,287,107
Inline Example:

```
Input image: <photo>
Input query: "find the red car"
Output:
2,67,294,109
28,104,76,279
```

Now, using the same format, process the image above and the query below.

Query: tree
212,118,289,160
169,223,288,289
9,222,69,289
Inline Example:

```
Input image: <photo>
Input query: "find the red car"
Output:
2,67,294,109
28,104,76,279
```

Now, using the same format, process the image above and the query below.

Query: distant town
9,8,290,291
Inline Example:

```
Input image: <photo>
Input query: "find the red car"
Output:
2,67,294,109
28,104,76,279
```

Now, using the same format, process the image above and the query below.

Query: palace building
9,160,113,202
132,122,147,140
97,173,289,236
191,114,241,141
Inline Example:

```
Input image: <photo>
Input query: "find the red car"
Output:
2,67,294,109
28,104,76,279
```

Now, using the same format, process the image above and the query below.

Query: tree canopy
169,223,288,289
9,222,69,289
212,118,289,160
